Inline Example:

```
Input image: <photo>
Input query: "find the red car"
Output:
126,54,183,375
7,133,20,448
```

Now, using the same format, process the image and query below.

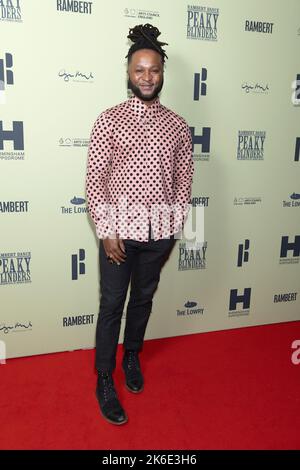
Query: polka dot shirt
85,94,194,241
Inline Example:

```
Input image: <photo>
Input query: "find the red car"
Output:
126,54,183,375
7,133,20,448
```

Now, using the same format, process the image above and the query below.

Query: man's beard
128,76,164,101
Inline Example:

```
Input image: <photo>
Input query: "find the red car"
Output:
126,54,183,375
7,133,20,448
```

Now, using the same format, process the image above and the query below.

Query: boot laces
99,372,117,402
127,351,140,371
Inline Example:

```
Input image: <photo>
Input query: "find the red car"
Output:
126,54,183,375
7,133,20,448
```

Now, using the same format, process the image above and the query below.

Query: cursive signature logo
0,321,32,334
242,82,269,93
58,69,94,82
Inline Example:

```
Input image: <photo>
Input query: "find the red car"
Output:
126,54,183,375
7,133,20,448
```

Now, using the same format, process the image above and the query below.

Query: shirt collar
128,94,162,121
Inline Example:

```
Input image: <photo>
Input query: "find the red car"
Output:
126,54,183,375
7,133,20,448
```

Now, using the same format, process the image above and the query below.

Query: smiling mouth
140,85,154,90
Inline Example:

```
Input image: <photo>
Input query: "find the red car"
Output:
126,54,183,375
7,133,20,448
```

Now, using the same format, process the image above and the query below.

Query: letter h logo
280,236,300,258
189,126,211,153
0,121,24,150
229,288,251,311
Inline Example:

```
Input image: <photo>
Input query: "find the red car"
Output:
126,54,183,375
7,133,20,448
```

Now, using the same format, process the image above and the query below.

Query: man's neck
143,98,157,107
133,94,158,107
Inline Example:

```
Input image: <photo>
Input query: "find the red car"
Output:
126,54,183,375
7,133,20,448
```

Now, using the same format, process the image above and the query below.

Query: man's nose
142,70,152,81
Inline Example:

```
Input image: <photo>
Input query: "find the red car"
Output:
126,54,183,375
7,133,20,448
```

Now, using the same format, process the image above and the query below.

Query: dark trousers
95,226,176,372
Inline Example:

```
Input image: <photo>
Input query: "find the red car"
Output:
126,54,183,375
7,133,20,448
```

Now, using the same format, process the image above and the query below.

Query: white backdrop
1,0,300,359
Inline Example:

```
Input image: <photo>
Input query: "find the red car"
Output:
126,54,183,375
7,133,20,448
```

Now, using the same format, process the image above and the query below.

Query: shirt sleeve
173,122,194,231
85,113,115,239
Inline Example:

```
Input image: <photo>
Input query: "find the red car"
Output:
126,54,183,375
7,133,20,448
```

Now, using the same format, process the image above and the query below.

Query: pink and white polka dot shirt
86,94,194,242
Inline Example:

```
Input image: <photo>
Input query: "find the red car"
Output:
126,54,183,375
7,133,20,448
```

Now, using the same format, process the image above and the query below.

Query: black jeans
95,226,176,372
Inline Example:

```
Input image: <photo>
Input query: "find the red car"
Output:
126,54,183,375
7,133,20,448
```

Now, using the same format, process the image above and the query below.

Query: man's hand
103,234,127,265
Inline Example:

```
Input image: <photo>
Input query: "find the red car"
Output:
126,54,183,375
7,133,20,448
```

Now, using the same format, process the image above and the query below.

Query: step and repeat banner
1,0,300,360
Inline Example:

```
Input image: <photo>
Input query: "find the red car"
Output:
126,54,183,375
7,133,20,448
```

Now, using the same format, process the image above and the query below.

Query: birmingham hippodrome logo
0,120,25,160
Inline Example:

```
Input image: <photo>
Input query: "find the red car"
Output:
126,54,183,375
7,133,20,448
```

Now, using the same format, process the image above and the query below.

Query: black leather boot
96,371,128,425
122,350,144,393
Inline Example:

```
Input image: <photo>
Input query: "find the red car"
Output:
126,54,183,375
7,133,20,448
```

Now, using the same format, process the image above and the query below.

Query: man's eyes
135,69,160,73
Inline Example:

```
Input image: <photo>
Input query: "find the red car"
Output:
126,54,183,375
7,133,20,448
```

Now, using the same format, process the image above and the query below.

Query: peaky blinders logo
237,130,266,160
178,241,207,270
0,0,22,22
187,5,219,41
0,251,31,285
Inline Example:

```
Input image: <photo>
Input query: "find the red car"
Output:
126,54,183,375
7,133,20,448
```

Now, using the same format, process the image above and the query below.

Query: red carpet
1,321,300,450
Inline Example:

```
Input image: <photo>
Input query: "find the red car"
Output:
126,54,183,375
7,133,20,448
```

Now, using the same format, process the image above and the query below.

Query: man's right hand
103,234,127,265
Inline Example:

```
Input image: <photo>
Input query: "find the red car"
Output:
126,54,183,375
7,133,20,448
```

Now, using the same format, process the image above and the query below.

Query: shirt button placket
143,114,151,240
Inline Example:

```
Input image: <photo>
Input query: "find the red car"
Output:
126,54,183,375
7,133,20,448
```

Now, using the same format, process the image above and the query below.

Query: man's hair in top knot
125,23,168,63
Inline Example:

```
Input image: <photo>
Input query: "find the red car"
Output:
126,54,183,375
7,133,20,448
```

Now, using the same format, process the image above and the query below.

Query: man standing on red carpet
86,23,194,425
